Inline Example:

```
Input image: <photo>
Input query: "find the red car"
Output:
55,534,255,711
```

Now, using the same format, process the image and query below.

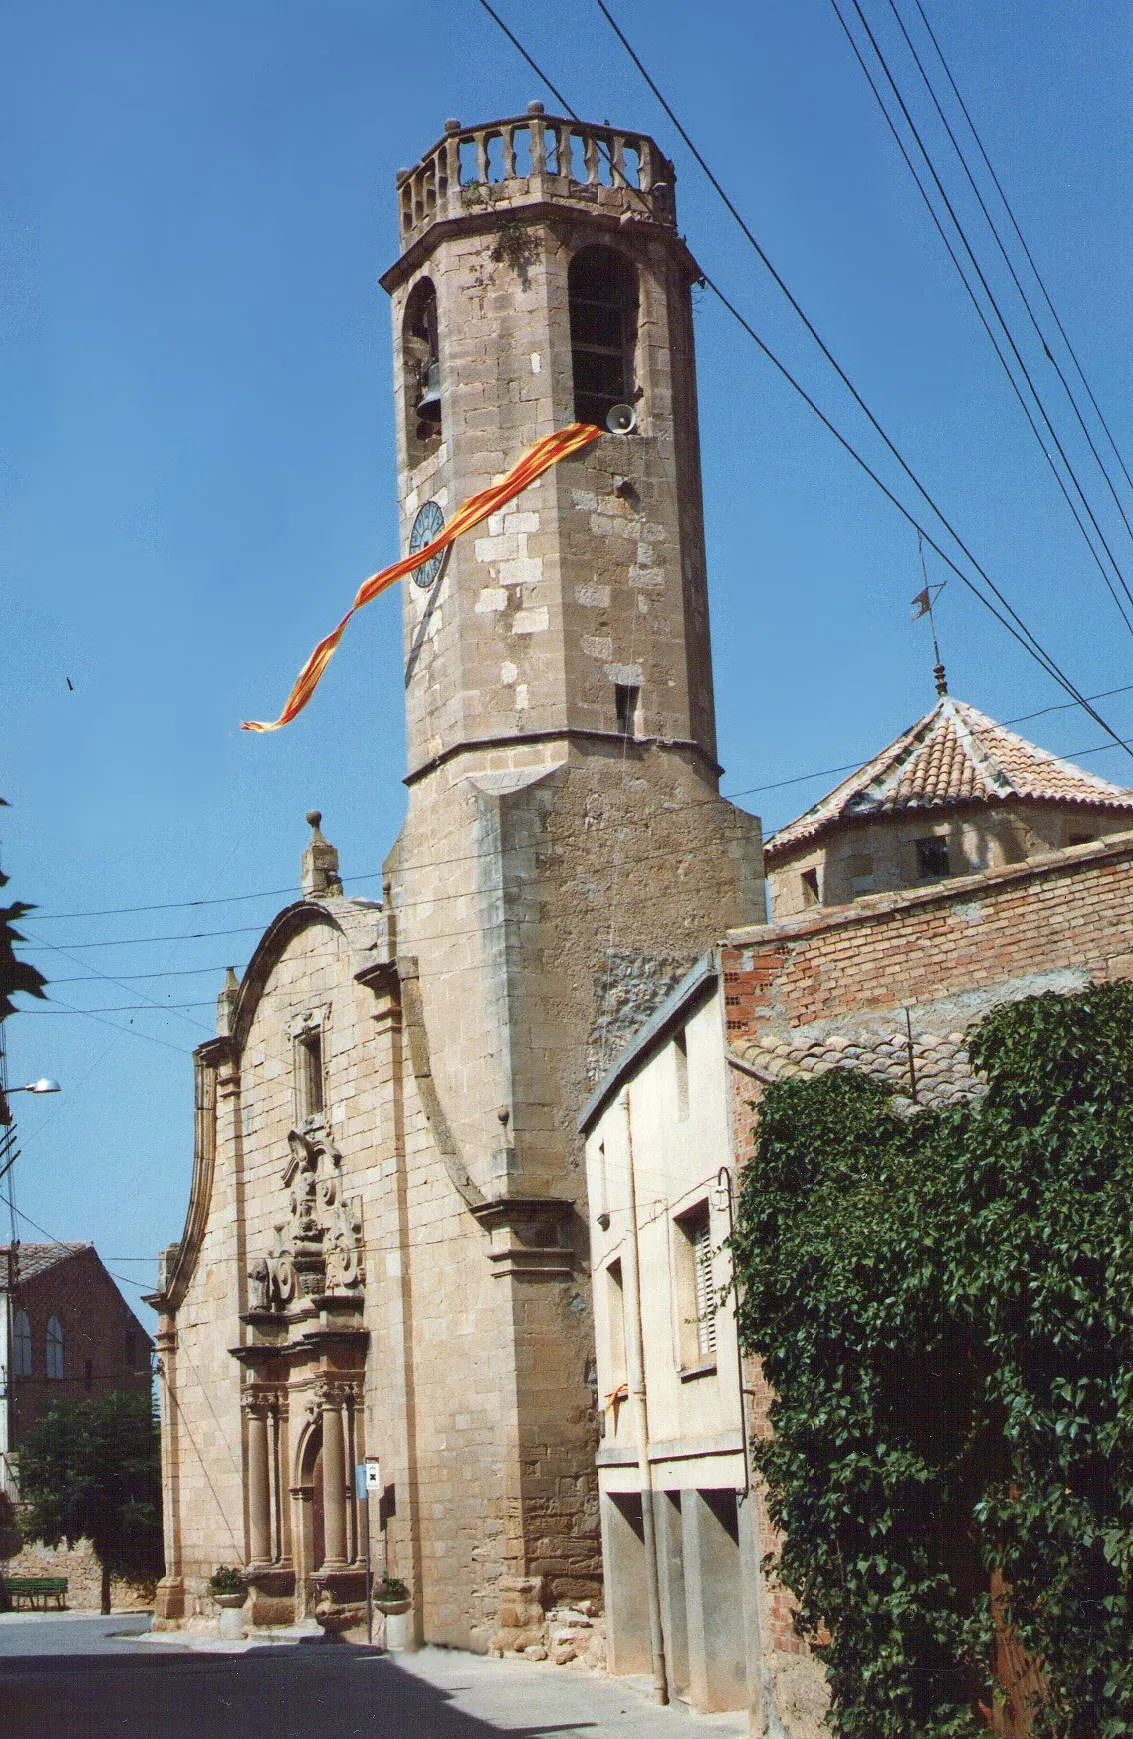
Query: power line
22,1003,214,1015
907,0,1133,509
587,0,1133,671
8,729,1129,985
30,996,194,1056
22,684,1133,933
12,738,1133,962
884,0,1133,555
572,0,1133,743
16,929,212,1036
30,871,381,924
829,0,1133,633
0,1195,152,1298
48,963,251,984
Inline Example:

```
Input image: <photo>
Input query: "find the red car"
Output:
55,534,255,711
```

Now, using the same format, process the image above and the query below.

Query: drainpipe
715,1166,751,1505
620,1092,668,1706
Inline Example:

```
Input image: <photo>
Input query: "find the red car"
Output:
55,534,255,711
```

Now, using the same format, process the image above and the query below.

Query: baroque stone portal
249,1129,365,1309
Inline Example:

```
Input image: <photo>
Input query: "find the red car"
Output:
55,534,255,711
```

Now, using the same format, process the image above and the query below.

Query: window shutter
694,1217,716,1359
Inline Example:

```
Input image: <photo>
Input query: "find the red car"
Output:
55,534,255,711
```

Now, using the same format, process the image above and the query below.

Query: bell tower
382,104,719,779
377,110,765,1649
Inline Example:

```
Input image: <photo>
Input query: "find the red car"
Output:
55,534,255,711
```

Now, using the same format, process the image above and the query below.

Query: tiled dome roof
766,697,1133,859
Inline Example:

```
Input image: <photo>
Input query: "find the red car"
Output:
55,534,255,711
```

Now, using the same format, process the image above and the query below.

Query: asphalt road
0,1614,750,1738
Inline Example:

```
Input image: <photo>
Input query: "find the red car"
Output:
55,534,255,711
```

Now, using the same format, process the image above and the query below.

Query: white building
579,957,764,1719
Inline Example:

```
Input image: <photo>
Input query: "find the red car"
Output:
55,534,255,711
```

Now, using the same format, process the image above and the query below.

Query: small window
849,851,875,899
569,245,639,428
12,1309,31,1377
1068,832,1095,848
403,277,442,463
615,683,639,737
800,867,819,906
915,837,951,881
673,1028,689,1121
295,1027,324,1121
674,1203,716,1370
46,1316,64,1380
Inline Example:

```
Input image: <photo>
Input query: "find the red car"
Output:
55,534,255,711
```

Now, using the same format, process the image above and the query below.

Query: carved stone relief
248,1128,364,1310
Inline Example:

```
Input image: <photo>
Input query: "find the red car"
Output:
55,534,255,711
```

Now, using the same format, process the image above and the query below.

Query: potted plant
208,1566,246,1604
373,1574,410,1614
208,1566,246,1638
373,1575,413,1652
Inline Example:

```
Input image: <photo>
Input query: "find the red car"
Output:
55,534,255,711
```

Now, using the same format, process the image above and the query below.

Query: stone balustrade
397,104,676,245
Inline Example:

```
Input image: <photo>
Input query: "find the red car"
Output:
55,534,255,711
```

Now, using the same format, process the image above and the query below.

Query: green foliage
208,1565,245,1597
489,221,540,289
375,1575,410,1604
17,1390,163,1613
0,861,47,1022
731,986,1133,1739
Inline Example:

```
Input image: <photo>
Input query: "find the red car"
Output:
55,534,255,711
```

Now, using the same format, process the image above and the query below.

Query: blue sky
3,1,1132,1320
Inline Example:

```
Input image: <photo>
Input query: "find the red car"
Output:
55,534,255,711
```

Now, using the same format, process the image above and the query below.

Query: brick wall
723,832,1133,1037
723,832,1133,1693
8,1249,153,1442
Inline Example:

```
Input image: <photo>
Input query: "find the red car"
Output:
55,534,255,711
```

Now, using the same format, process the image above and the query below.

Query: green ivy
731,986,1133,1739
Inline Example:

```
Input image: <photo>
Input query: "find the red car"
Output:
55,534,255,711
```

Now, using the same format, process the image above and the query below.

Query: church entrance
295,1423,325,1618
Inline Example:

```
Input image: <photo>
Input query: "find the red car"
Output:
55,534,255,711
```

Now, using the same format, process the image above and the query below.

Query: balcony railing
397,106,676,245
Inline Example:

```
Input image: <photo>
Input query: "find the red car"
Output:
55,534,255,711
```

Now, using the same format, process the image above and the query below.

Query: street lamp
0,1078,61,1127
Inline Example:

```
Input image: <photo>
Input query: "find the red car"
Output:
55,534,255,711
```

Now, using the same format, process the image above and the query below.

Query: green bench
1,1577,67,1611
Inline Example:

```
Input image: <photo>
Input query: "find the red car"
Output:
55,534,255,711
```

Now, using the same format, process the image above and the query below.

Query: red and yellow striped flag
242,421,603,733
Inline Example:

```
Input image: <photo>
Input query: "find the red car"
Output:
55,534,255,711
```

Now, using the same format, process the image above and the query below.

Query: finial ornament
301,810,342,898
911,535,948,701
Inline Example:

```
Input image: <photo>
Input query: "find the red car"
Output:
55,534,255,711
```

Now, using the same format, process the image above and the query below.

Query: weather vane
911,533,948,696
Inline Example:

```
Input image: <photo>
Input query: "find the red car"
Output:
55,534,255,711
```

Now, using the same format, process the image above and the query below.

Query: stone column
243,1393,272,1568
320,1382,348,1570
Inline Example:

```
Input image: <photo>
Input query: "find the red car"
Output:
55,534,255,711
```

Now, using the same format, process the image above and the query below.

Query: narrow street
0,1614,750,1738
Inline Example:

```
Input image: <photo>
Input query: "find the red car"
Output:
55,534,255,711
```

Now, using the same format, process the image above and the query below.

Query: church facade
150,108,764,1647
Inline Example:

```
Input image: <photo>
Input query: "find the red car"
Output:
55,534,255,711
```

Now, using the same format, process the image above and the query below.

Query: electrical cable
23,682,1133,933
908,0,1133,507
13,717,1133,969
14,931,213,1035
21,1003,214,1015
885,0,1133,552
478,0,1131,751
30,872,381,924
829,0,1133,632
589,0,1133,652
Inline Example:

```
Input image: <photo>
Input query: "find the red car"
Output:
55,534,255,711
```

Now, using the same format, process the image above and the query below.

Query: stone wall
2,1536,153,1611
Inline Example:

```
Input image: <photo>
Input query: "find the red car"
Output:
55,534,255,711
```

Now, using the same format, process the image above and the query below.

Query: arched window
403,278,442,463
46,1315,64,1380
569,245,639,428
12,1309,31,1377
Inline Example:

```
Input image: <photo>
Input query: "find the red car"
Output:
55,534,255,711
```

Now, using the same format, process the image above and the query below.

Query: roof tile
767,697,1133,858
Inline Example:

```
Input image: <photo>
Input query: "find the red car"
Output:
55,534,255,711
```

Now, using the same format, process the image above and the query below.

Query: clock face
408,500,449,590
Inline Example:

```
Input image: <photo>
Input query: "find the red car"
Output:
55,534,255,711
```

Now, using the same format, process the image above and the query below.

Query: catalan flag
242,421,603,733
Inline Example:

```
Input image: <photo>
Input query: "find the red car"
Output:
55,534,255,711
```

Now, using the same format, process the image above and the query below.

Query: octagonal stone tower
377,109,765,1644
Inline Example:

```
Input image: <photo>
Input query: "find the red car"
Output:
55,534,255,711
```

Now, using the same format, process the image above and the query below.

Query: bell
417,359,441,415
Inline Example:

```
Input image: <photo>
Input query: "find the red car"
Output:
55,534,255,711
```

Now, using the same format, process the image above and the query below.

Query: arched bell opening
403,277,442,465
568,244,639,429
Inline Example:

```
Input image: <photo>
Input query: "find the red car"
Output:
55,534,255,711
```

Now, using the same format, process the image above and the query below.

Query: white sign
365,1458,382,1493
